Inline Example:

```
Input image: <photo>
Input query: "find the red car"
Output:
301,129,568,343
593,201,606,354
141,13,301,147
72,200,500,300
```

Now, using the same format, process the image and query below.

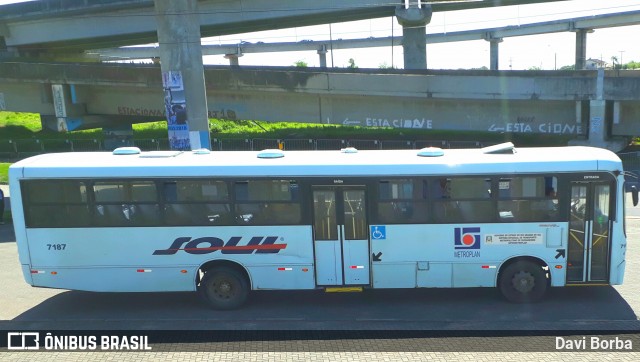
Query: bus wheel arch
497,257,550,303
197,260,251,310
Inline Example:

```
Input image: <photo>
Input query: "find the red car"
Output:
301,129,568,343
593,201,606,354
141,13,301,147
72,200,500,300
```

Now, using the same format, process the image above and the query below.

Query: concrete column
317,45,328,69
224,53,242,67
574,29,591,70
395,3,432,70
569,69,626,151
154,0,211,150
486,36,503,70
49,84,86,132
589,100,606,144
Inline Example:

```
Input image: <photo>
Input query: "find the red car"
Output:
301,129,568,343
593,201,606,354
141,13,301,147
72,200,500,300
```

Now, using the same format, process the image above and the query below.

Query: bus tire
498,261,547,303
198,267,249,310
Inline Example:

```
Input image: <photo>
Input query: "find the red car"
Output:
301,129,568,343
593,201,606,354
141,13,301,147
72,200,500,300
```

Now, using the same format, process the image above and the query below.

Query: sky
1,0,639,70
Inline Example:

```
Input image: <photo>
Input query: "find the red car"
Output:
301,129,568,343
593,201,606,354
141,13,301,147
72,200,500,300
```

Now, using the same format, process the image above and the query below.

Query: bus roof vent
112,147,141,155
482,142,516,154
341,147,358,154
192,148,211,155
140,151,183,158
417,147,444,157
257,149,284,159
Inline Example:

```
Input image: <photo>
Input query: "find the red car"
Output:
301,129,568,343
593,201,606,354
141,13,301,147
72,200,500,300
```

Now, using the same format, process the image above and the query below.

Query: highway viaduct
0,0,638,151
2,62,640,150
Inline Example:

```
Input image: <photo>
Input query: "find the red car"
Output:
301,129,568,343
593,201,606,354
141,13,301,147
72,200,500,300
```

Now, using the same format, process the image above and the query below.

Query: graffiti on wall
117,107,237,120
117,107,165,117
488,116,584,135
335,117,434,129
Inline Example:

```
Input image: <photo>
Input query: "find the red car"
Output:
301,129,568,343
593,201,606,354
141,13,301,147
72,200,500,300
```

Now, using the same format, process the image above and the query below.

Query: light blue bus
9,143,636,309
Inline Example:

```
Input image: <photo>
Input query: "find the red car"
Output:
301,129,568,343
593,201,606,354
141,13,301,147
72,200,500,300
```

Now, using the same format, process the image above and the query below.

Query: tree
528,66,542,71
347,58,358,69
293,60,308,68
378,62,394,69
559,65,575,71
611,56,619,69
627,61,640,70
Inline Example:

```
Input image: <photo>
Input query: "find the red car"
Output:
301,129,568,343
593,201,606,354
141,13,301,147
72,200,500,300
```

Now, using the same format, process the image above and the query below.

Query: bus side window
163,180,231,226
432,178,493,223
498,176,559,222
93,181,160,227
377,179,428,224
234,180,301,225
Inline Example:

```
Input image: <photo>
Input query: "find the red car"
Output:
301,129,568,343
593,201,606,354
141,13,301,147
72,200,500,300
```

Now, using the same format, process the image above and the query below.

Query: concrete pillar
50,84,86,132
224,53,242,67
574,28,591,70
486,36,503,70
569,69,626,151
395,2,432,70
154,0,211,151
317,45,328,69
589,100,606,144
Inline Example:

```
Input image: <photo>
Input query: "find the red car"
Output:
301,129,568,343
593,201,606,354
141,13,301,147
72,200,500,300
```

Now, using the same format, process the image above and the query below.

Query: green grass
0,111,104,139
0,163,8,184
0,163,7,223
1,111,572,146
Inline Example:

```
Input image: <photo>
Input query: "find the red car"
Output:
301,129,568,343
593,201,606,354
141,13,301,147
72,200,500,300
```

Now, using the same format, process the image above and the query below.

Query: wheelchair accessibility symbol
371,226,386,240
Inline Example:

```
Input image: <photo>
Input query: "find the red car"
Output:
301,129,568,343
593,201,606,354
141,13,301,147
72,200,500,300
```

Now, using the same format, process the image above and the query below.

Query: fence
0,137,492,159
619,152,640,173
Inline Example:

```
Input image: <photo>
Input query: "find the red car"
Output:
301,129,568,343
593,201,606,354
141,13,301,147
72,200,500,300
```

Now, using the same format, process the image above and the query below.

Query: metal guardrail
0,138,489,159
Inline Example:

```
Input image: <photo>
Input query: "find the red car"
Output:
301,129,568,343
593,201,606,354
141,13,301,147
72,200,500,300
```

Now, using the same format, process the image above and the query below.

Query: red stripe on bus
181,244,287,251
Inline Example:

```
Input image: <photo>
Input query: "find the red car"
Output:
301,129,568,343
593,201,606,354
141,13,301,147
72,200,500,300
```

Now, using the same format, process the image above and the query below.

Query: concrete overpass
1,62,639,151
1,0,637,151
0,0,567,60
90,9,640,71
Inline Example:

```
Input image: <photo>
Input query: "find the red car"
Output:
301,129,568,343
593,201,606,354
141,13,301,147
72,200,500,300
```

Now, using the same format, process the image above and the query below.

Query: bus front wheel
198,267,249,310
498,261,547,303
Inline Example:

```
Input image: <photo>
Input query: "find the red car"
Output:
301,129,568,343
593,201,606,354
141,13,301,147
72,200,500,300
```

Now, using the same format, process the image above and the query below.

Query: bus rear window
22,180,90,228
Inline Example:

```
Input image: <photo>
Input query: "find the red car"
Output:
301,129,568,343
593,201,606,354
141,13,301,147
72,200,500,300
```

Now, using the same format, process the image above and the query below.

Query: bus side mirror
632,185,639,207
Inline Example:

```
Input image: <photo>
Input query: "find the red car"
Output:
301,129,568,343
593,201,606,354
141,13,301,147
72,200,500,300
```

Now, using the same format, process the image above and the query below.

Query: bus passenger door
567,182,612,283
312,187,370,286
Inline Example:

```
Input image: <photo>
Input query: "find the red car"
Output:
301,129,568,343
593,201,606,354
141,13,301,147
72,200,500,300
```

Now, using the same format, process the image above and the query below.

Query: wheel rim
511,270,535,294
211,277,235,300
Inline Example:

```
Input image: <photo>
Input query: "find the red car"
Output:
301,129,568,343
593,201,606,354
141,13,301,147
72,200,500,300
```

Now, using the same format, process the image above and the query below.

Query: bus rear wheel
498,261,547,303
198,267,249,310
